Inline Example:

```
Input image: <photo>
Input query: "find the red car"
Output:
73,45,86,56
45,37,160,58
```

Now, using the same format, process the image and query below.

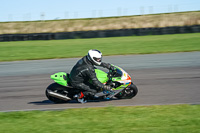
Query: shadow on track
28,98,121,105
28,100,54,105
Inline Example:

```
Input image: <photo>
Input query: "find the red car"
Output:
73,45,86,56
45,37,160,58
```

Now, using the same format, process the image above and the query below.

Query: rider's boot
74,92,87,104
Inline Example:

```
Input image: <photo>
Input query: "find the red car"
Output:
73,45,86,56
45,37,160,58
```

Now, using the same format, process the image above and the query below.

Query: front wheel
115,83,138,99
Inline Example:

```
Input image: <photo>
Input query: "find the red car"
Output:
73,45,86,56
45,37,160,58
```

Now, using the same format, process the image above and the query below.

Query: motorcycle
45,65,138,103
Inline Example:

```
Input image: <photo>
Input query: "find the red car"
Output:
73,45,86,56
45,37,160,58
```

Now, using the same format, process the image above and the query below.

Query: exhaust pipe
47,89,71,101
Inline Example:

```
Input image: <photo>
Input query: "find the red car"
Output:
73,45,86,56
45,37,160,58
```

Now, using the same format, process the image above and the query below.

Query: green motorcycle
46,65,138,103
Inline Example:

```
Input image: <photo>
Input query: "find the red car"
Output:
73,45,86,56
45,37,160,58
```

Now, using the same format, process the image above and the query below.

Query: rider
69,49,115,103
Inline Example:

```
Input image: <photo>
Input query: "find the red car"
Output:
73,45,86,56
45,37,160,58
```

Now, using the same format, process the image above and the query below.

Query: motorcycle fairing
111,66,132,90
94,69,109,83
50,65,132,91
51,72,68,86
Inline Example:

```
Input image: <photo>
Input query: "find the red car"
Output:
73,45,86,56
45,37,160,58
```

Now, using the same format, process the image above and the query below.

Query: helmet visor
93,57,102,63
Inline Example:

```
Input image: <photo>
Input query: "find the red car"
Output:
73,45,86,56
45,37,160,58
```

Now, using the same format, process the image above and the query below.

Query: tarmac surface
0,52,200,112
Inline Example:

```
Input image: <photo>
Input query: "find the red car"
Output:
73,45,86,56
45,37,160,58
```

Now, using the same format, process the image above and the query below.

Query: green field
0,33,200,62
0,104,199,133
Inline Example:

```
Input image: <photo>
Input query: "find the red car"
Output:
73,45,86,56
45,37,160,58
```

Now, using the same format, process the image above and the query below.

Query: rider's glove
110,66,117,71
103,85,112,91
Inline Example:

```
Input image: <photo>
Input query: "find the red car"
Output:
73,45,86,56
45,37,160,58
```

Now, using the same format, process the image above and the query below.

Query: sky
0,0,199,22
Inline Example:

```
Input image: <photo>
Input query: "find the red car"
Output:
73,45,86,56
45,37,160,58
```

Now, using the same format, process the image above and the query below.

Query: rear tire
115,83,138,99
46,83,71,103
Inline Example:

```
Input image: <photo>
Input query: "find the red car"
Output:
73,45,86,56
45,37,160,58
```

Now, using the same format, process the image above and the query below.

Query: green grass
0,33,200,62
0,104,199,133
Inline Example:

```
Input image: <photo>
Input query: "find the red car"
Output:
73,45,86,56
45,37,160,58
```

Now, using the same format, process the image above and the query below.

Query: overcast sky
0,0,199,22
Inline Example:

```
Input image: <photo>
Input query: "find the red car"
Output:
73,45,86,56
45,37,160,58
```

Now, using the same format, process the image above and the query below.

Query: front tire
46,83,71,103
115,83,138,99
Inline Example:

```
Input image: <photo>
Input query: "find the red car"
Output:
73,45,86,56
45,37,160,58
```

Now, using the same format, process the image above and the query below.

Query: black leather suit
69,56,111,97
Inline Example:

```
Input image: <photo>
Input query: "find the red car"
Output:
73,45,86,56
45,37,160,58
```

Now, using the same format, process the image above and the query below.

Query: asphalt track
0,52,200,112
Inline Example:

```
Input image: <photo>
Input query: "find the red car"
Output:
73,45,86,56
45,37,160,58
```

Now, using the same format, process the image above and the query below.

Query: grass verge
0,33,200,62
0,104,199,133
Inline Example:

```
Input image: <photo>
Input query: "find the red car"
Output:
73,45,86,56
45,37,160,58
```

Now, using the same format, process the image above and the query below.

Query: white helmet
87,49,102,65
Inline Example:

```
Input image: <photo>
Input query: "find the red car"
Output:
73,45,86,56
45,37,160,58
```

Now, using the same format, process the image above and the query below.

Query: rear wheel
115,83,138,99
46,83,71,103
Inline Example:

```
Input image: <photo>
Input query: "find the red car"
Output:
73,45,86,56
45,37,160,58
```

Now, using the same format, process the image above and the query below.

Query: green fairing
51,70,108,87
95,69,108,83
115,84,129,90
112,77,121,81
51,72,68,86
51,67,129,90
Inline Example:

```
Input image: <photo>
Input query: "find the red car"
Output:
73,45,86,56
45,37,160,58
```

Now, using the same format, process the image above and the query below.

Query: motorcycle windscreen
113,68,123,77
95,69,108,83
